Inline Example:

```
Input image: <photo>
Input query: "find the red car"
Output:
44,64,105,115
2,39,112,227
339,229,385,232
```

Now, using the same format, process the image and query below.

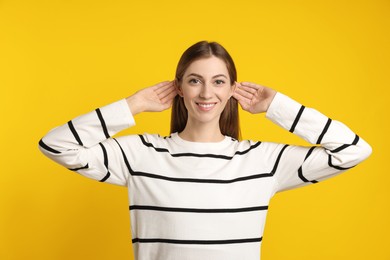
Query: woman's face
178,56,234,126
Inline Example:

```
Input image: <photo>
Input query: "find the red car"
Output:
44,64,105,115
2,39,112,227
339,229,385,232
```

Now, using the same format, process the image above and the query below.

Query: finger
161,90,178,109
154,81,174,94
240,82,262,90
234,81,241,90
160,87,177,104
235,86,254,99
233,95,250,110
239,85,258,95
233,91,251,105
154,81,174,95
158,83,176,99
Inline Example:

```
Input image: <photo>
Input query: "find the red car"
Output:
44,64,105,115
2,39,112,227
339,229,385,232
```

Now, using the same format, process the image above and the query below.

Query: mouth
196,102,217,111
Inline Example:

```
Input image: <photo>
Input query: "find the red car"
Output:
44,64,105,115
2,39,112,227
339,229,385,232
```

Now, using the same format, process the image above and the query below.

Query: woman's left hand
233,82,277,114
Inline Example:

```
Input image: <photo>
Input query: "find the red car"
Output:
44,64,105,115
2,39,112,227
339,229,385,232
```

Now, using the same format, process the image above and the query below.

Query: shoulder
235,136,287,155
140,133,172,145
134,133,175,152
233,137,260,150
111,133,171,155
115,132,168,143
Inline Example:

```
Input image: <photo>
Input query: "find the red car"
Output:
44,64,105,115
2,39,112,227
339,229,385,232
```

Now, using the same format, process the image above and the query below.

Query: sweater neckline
170,132,232,150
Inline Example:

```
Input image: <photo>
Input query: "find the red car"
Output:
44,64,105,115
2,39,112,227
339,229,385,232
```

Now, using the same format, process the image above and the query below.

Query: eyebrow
186,73,228,79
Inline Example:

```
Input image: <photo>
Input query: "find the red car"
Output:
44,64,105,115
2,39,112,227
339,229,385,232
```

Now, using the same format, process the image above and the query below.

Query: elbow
349,138,372,166
357,140,372,163
38,138,62,155
329,139,372,169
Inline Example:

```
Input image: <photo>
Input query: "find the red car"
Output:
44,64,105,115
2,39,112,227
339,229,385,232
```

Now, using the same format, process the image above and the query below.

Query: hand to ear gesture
233,82,277,114
126,81,177,115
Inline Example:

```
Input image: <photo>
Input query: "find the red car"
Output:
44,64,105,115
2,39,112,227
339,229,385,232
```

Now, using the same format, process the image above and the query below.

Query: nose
199,83,212,99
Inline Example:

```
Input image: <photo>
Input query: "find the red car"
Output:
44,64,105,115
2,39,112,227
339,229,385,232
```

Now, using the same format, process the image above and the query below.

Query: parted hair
170,41,241,140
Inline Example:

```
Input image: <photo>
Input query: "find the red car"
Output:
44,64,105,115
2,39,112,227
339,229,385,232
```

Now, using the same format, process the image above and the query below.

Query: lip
196,102,217,111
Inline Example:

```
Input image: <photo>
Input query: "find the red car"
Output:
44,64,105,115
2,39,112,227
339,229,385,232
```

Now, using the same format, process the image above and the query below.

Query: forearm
126,94,145,116
268,92,371,189
264,92,372,192
267,92,371,160
39,99,135,169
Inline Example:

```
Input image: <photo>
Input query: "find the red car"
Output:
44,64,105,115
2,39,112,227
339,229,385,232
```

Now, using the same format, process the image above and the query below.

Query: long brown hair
170,41,241,140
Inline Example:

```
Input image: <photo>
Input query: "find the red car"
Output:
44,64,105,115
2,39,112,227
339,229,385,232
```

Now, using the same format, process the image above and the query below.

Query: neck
179,119,224,142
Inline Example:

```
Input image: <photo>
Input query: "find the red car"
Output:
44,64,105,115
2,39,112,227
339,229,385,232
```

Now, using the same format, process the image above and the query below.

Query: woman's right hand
126,81,177,115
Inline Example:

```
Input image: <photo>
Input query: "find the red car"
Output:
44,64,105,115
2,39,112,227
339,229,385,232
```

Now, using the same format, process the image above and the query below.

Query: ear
230,81,237,97
175,79,184,97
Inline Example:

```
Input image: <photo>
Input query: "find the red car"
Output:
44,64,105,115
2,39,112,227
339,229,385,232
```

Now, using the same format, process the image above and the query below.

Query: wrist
126,95,144,116
264,90,277,112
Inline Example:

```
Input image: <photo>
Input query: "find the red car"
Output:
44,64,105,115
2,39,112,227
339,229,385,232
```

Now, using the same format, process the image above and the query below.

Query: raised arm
38,81,177,186
234,82,372,191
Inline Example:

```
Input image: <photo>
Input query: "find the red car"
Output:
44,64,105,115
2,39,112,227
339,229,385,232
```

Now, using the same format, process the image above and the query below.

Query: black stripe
328,154,356,170
114,138,132,174
132,237,262,245
138,135,261,160
96,108,110,139
316,118,332,144
330,144,350,153
304,146,316,160
236,142,262,156
289,105,305,133
330,135,360,153
298,167,310,183
68,120,83,146
114,139,285,184
99,143,109,168
98,143,111,182
131,171,273,184
298,167,318,183
352,134,360,145
129,205,268,213
69,164,89,171
270,144,289,174
100,172,111,182
39,139,61,154
297,147,318,183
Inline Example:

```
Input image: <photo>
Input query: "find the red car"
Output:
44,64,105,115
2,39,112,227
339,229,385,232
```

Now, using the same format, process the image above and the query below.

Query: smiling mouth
196,102,217,111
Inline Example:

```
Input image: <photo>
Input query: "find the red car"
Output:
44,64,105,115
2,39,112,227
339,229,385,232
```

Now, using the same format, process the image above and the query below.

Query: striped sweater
39,92,372,260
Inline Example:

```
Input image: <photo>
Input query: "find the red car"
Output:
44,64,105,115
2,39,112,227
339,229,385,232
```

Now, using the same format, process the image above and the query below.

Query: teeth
198,103,215,108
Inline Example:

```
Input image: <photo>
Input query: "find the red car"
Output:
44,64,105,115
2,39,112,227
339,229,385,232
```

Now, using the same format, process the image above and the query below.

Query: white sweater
39,92,372,260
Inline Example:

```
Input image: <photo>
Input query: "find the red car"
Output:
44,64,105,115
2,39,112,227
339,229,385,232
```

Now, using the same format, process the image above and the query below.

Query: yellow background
1,0,389,259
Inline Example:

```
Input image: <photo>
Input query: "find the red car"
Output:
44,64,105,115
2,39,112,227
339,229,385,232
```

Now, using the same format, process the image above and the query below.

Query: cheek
180,88,197,109
216,87,233,101
181,89,194,101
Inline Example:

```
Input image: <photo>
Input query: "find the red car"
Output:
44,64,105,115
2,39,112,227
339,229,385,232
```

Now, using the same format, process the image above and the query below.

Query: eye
214,79,225,85
189,78,202,85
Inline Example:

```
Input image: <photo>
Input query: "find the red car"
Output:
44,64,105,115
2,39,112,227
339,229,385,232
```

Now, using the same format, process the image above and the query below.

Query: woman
39,41,372,260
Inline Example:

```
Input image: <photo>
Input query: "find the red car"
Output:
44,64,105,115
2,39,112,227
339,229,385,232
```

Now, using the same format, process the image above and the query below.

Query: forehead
184,56,229,77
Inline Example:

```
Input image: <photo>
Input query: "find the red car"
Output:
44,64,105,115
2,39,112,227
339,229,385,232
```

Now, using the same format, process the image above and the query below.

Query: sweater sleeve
38,99,136,186
265,92,372,192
